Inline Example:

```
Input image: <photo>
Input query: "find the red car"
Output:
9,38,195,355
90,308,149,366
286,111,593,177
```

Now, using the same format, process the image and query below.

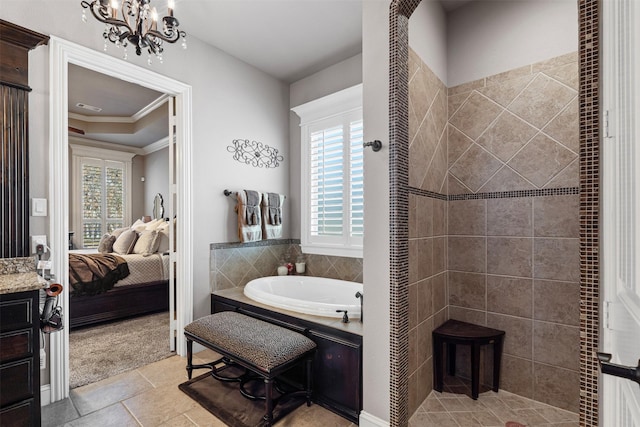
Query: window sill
301,244,363,259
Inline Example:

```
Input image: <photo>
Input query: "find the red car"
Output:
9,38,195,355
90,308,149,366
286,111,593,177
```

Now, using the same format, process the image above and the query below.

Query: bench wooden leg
186,339,194,380
471,343,480,400
492,337,504,392
306,357,313,406
433,335,444,392
264,378,274,426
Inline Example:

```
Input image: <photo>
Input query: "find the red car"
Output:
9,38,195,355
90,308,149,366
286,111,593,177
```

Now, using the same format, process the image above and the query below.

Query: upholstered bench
184,311,317,426
432,319,505,400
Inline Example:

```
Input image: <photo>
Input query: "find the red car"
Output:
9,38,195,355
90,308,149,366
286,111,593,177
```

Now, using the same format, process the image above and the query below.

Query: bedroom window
71,145,134,248
292,84,363,258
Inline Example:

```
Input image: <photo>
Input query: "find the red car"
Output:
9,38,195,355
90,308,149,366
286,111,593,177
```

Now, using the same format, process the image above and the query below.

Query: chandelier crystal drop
80,0,186,62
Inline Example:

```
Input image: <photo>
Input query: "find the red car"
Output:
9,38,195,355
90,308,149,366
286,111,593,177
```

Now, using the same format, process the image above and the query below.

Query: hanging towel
236,191,262,242
244,190,260,226
261,192,285,240
267,192,282,225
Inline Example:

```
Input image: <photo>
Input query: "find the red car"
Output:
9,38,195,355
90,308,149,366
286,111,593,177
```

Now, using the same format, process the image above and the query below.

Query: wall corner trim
359,411,390,427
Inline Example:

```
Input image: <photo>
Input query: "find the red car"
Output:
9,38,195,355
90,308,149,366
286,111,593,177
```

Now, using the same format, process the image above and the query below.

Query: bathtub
244,276,363,318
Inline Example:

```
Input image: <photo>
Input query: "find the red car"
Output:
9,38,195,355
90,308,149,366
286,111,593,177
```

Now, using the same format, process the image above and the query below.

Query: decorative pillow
133,230,160,255
144,219,163,231
131,218,147,232
110,227,129,239
112,229,138,254
97,234,116,253
156,229,170,254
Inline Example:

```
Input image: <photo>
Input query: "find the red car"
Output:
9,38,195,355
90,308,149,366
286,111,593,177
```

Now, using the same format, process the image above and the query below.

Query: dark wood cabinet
0,20,48,258
211,293,363,424
0,290,41,426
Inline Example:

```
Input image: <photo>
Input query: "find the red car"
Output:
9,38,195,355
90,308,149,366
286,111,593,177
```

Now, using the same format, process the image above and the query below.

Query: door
601,0,640,425
168,97,178,352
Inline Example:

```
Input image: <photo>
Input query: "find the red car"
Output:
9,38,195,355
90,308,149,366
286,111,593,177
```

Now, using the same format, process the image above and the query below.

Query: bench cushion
185,312,316,373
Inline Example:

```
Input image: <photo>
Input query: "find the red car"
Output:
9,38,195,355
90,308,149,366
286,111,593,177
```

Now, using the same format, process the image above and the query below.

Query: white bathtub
244,276,363,318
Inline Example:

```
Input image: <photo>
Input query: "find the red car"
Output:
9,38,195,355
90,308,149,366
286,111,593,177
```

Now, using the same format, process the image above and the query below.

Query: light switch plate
32,198,47,216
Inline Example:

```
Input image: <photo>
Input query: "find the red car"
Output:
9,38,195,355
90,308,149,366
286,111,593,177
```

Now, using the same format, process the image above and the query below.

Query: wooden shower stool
184,311,317,426
432,319,505,400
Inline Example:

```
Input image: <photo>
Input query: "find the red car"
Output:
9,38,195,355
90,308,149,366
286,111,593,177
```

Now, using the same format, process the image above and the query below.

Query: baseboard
41,384,51,406
359,411,389,427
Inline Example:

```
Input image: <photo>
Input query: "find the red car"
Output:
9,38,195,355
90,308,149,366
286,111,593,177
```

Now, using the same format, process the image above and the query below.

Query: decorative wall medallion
227,139,284,168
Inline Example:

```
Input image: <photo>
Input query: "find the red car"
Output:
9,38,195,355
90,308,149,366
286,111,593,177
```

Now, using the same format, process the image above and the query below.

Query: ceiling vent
76,103,102,112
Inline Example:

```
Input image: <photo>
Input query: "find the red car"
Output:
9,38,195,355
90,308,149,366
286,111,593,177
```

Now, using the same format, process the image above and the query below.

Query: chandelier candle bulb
168,0,174,16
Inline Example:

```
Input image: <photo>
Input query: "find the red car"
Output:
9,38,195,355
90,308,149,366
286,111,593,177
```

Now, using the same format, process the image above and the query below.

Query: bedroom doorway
48,37,193,403
65,64,176,389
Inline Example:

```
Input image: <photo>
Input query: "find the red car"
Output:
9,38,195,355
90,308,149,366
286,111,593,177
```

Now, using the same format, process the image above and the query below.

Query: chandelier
81,0,187,63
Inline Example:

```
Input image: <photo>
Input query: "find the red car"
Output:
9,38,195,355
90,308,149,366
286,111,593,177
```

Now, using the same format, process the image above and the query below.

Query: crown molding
69,94,169,124
142,136,170,154
69,136,144,155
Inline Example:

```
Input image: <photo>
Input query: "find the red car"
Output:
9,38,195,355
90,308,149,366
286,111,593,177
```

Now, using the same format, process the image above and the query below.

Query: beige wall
408,50,580,414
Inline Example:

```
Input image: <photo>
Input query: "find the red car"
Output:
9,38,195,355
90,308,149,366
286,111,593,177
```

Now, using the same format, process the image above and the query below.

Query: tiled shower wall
407,48,449,414
210,240,363,291
408,49,580,414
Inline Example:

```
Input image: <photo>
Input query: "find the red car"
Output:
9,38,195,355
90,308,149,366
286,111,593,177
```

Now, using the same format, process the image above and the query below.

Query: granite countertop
0,271,47,295
213,287,363,336
0,257,47,295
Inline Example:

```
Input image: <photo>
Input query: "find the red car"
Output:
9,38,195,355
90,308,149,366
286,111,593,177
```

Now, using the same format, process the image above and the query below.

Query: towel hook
363,140,382,152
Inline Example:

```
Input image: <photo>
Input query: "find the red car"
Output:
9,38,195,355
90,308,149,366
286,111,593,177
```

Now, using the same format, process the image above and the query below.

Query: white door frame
600,0,640,424
48,36,194,402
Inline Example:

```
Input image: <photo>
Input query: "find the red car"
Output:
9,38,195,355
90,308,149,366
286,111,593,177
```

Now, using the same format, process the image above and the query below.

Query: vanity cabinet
0,290,41,426
0,20,48,258
211,294,363,424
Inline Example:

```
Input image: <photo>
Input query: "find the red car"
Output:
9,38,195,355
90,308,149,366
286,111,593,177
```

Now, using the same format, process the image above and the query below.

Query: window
71,145,134,248
292,85,363,257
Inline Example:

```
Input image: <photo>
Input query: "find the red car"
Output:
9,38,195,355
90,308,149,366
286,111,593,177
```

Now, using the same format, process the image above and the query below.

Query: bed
68,249,171,329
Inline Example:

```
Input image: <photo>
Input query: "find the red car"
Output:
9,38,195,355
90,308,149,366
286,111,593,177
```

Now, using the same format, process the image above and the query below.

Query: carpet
69,312,174,389
179,367,306,427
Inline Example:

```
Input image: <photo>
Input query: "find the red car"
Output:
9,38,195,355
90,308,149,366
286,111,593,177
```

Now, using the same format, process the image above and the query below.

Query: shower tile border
408,186,579,201
577,0,600,425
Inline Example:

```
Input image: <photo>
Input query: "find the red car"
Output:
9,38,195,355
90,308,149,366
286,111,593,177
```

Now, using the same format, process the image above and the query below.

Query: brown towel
69,253,130,296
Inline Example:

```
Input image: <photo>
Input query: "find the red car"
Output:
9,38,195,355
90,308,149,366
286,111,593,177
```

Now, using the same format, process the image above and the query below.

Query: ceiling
69,0,472,148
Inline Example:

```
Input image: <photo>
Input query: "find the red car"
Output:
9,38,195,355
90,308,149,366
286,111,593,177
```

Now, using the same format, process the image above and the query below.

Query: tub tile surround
210,240,363,291
407,49,580,415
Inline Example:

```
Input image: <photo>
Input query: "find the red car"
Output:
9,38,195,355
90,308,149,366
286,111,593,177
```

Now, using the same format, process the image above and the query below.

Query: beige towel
261,192,285,240
236,191,262,242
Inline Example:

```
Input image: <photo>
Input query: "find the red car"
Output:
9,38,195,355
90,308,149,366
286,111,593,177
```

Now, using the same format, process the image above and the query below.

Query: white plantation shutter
310,124,345,236
293,84,363,258
350,119,364,238
71,144,133,249
79,159,126,248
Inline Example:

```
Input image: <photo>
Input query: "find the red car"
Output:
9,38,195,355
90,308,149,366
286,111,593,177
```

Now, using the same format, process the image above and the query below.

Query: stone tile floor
410,375,579,427
42,349,355,427
42,348,578,427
